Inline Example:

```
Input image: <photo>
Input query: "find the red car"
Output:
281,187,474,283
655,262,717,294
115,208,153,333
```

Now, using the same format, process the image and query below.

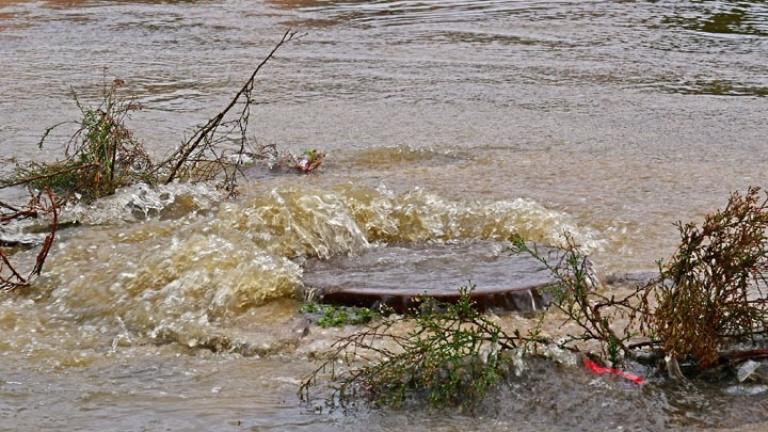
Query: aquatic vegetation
300,303,379,328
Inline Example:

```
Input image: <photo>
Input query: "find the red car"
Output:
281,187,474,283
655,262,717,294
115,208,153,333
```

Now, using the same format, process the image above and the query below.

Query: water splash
16,184,600,353
63,181,223,225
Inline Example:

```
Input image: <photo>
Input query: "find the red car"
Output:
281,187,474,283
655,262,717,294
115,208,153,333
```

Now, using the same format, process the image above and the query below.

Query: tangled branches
300,287,541,408
0,189,59,291
654,186,768,368
156,30,298,192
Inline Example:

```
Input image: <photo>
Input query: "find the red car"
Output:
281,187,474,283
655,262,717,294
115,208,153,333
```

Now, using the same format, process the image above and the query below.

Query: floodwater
0,0,767,430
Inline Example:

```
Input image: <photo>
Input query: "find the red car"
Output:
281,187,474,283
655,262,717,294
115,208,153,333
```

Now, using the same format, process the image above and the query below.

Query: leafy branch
300,286,552,409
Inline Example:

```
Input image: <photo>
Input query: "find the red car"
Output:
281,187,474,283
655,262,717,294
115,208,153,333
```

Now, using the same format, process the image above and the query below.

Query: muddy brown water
1,0,768,430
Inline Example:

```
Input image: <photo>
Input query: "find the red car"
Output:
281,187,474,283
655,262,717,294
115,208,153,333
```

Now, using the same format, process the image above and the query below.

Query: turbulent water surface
1,0,767,430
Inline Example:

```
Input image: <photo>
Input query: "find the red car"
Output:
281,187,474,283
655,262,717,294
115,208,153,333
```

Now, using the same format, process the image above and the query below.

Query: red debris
583,357,645,385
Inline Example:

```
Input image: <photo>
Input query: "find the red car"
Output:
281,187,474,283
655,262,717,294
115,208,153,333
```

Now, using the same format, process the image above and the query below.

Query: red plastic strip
583,357,645,385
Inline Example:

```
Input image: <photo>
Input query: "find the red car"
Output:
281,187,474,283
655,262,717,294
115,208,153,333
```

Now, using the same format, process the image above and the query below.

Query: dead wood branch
159,30,297,190
0,189,59,291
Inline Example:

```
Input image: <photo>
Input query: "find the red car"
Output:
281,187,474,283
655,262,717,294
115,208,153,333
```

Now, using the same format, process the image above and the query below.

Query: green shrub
300,288,531,408
8,79,152,201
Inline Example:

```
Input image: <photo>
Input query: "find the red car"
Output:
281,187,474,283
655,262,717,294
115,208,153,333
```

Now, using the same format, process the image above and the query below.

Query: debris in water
0,188,59,291
290,149,325,174
583,357,645,385
737,360,768,384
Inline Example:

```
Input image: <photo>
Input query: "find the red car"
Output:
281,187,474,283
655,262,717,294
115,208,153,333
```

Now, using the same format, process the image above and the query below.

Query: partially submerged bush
9,79,151,201
300,287,536,408
516,187,768,370
653,187,768,368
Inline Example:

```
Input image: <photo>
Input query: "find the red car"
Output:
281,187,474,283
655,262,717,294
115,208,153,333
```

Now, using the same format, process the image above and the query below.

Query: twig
162,29,296,185
0,188,59,291
31,189,58,276
0,201,20,212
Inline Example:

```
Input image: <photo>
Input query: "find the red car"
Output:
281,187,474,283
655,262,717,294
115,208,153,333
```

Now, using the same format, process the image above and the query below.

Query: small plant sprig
510,235,650,366
300,303,378,328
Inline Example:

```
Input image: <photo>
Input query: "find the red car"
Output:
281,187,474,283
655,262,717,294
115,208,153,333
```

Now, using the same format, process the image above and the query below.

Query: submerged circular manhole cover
303,241,561,313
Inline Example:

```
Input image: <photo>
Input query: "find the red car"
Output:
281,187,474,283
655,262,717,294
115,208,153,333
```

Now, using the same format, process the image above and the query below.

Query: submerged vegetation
300,303,380,328
301,187,768,408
